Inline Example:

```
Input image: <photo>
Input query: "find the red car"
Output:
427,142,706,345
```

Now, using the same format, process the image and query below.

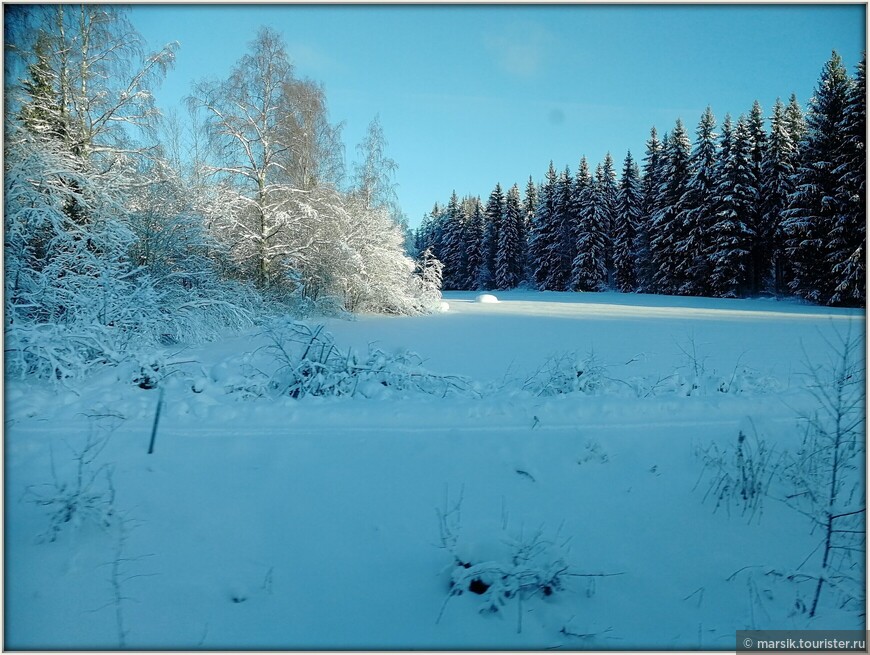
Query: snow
475,293,499,303
5,291,865,649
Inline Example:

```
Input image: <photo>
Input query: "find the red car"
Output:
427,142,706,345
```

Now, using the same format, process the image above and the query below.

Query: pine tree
709,115,755,297
637,127,663,292
531,162,560,289
481,183,505,289
783,51,853,304
650,121,692,294
613,151,642,292
496,185,524,289
677,107,718,295
829,54,866,306
464,197,486,290
763,98,799,295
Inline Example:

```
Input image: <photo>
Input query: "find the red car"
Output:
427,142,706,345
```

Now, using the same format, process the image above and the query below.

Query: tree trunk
258,177,267,288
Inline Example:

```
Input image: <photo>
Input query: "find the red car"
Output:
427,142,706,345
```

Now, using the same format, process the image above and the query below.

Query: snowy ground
5,291,866,649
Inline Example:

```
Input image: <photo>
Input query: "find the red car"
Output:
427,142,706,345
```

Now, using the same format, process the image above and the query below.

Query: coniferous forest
416,51,866,308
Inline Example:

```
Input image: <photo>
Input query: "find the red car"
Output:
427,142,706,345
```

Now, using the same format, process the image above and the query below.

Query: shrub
694,427,781,521
435,490,620,632
24,430,116,542
522,351,610,397
228,319,474,400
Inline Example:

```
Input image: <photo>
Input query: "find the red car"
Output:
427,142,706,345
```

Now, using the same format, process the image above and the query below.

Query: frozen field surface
5,291,865,649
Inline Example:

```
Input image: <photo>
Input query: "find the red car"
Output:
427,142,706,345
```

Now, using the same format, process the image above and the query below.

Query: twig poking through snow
147,387,165,455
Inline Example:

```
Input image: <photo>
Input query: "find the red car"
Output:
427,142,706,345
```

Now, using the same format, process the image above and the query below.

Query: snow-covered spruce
418,52,864,307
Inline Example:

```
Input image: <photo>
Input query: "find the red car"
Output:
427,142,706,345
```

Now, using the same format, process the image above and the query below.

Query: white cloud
286,41,341,75
484,22,553,78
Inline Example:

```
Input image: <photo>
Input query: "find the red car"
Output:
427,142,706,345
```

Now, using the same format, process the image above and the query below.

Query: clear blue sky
130,4,866,229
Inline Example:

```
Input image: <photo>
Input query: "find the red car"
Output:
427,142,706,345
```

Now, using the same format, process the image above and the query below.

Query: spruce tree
709,116,755,297
781,94,808,295
418,203,444,260
613,151,642,292
440,191,467,290
785,93,808,151
677,107,718,295
746,100,769,294
637,127,663,292
415,212,432,256
496,185,524,289
571,163,609,291
531,162,560,289
520,176,537,282
783,51,853,304
481,183,505,289
465,196,486,289
599,153,618,286
747,100,768,171
569,158,593,289
552,166,576,289
19,32,65,139
829,54,866,306
650,121,692,294
762,98,799,295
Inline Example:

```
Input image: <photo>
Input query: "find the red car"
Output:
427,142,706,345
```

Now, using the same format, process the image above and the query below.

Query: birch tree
188,27,299,289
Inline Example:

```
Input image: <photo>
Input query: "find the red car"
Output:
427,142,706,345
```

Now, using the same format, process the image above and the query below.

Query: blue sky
130,4,866,229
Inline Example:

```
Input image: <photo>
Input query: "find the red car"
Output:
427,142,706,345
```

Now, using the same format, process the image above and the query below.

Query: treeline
416,51,865,307
5,7,439,380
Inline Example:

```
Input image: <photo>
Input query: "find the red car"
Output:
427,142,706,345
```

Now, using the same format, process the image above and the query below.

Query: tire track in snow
6,414,799,438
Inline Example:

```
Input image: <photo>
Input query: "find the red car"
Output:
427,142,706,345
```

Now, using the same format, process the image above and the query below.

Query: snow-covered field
5,291,865,649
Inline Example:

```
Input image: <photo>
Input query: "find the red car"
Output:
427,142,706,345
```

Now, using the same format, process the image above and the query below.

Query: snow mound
475,294,499,304
439,301,450,312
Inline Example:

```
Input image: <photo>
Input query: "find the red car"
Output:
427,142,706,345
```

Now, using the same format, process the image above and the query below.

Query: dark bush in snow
694,427,781,521
24,430,116,543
